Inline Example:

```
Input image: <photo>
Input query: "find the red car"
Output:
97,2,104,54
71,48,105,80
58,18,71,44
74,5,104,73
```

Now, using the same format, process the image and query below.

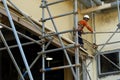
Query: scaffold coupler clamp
117,23,120,29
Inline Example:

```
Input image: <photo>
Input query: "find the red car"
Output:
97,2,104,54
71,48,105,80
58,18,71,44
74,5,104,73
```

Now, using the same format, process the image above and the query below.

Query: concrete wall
96,9,120,80
86,9,120,80
95,9,120,52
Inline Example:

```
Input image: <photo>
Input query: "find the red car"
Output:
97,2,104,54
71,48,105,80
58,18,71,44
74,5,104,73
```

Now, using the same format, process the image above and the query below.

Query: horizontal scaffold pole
98,40,120,46
40,11,77,22
18,39,52,79
0,40,43,51
40,0,68,8
39,29,75,38
40,64,81,72
84,31,120,34
38,44,79,54
0,23,45,45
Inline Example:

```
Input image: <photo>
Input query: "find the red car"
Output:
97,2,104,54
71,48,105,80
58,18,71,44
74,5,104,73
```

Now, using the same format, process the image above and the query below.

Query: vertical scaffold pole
117,0,120,22
45,3,77,80
73,0,80,80
117,0,120,72
41,0,46,80
44,0,77,79
2,0,33,80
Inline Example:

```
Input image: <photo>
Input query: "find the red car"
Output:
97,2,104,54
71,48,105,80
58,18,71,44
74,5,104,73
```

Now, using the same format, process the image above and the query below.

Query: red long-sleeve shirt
78,20,93,32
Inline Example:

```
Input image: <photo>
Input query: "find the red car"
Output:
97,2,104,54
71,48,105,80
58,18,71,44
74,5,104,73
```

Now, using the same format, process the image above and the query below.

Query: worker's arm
86,25,93,32
84,23,93,32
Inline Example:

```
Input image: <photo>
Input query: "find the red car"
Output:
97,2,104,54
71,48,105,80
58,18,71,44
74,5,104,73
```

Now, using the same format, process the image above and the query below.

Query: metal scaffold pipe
41,0,68,7
0,23,44,46
0,30,25,80
95,28,119,57
39,11,77,22
2,0,33,80
7,0,42,33
41,0,46,80
39,29,75,38
38,44,76,54
117,0,120,22
73,0,80,80
0,40,42,51
98,40,120,46
45,2,77,80
40,64,81,72
83,31,120,34
19,38,53,79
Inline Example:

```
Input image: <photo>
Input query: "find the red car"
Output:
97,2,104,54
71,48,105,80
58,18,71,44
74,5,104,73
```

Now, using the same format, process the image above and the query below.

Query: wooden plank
81,3,111,14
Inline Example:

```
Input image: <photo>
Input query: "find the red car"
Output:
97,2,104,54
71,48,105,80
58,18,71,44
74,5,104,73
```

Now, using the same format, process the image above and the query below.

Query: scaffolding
0,0,120,80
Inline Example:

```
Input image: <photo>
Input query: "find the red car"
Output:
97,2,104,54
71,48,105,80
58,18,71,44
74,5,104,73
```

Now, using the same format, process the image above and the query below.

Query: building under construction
0,0,120,80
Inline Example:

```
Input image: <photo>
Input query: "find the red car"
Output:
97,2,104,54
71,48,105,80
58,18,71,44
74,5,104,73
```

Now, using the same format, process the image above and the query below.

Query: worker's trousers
78,31,83,45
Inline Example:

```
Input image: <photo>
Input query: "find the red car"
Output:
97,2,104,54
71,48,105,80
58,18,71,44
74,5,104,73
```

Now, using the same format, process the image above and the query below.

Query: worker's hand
92,31,95,34
81,31,85,34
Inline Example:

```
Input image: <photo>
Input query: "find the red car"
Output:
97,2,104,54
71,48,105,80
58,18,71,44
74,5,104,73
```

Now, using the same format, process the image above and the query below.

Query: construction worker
78,15,93,49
